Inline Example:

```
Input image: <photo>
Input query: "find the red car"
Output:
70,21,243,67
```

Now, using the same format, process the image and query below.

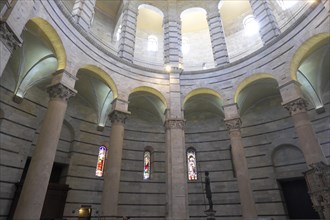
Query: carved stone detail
283,98,308,115
304,162,330,219
164,119,185,130
109,110,129,124
225,118,241,131
47,83,76,101
0,22,22,52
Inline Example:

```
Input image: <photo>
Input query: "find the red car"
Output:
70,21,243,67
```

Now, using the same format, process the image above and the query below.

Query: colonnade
0,0,327,220
67,0,283,67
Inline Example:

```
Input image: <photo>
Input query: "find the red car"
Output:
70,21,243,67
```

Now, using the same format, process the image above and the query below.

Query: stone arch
79,65,118,99
271,144,307,179
26,17,66,71
234,73,278,103
130,86,167,108
183,87,222,107
290,33,330,81
138,4,164,17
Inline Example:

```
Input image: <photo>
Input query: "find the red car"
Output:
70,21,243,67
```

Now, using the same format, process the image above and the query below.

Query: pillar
13,71,76,220
224,104,258,219
163,11,183,69
206,7,229,66
0,0,34,77
280,81,326,165
72,0,96,31
118,1,138,63
164,67,188,219
249,0,280,45
101,98,130,219
283,98,326,165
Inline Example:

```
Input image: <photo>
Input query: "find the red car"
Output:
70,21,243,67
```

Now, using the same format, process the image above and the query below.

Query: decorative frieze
109,110,129,124
0,22,22,52
225,118,241,131
283,98,308,115
47,83,76,101
164,119,185,130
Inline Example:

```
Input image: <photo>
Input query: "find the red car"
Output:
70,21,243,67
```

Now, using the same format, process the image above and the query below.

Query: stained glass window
187,149,197,181
143,151,151,180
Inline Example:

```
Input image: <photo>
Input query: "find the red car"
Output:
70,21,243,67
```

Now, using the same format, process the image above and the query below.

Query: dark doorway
279,178,320,219
8,159,69,219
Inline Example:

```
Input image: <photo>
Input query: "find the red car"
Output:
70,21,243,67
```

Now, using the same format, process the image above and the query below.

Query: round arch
234,73,277,103
290,33,330,81
183,88,222,107
26,17,66,71
79,65,118,99
130,86,167,108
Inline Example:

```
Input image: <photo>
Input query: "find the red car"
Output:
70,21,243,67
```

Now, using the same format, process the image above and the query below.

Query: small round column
13,83,76,220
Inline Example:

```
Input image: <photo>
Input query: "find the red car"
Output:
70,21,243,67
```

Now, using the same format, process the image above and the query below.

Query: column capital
225,118,241,131
164,118,185,130
109,110,130,124
0,21,22,52
47,83,76,101
283,98,308,115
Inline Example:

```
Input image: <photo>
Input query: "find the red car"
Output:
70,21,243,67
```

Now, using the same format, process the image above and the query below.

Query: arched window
277,0,299,10
143,150,151,179
243,15,259,36
187,148,197,181
148,35,158,51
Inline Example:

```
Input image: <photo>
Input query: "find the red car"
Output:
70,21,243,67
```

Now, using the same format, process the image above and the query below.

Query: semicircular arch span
183,88,222,107
80,65,118,99
26,17,66,71
290,33,330,81
234,73,277,103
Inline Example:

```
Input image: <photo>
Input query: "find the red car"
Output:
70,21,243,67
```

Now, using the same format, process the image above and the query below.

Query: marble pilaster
118,1,138,63
72,0,96,30
249,0,280,45
207,7,229,66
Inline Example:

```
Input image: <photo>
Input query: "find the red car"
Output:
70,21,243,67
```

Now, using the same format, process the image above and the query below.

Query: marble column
101,109,129,219
249,0,280,45
225,118,258,219
118,1,138,63
164,67,188,219
13,73,76,220
283,98,326,165
163,14,183,69
72,0,96,31
0,0,34,77
223,103,257,219
206,7,229,66
279,81,326,165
